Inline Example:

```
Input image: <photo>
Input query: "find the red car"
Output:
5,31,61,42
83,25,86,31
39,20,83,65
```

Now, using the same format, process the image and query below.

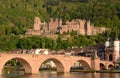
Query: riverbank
71,70,120,73
4,67,120,73
4,66,25,71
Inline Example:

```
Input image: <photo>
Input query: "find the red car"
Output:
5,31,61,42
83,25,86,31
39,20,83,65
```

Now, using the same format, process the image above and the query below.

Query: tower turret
114,36,120,61
105,37,110,48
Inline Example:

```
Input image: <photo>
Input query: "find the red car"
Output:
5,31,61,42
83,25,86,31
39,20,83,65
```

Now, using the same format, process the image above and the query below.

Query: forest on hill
0,0,120,51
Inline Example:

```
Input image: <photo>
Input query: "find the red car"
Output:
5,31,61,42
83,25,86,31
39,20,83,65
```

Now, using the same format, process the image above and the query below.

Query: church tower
113,37,120,61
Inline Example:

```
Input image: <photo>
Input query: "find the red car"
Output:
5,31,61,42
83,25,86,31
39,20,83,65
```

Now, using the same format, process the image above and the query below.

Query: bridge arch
108,64,114,70
1,57,32,75
39,58,64,73
100,63,106,70
70,60,91,71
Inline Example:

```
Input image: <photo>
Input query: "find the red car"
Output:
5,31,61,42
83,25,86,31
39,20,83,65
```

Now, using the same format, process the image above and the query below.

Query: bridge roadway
0,53,114,75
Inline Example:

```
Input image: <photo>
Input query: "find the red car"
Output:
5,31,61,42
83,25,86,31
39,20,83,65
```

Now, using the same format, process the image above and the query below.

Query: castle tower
86,20,92,35
57,18,62,33
113,37,120,62
48,18,59,33
33,17,41,30
79,20,86,35
59,18,62,27
105,37,110,48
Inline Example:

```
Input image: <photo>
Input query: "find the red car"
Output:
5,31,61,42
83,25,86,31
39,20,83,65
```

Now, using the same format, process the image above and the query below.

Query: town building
64,37,120,64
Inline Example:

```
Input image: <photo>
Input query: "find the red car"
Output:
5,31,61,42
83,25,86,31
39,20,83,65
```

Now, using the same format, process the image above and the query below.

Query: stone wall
48,18,59,33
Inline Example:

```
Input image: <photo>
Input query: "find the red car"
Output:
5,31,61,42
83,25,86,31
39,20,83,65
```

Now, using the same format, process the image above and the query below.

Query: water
1,71,120,78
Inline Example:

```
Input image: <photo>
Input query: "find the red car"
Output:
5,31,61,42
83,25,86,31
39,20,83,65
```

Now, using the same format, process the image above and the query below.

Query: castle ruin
26,17,106,36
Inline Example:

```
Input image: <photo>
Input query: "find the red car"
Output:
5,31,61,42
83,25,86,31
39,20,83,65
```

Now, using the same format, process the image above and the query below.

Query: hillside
0,0,120,51
0,0,120,35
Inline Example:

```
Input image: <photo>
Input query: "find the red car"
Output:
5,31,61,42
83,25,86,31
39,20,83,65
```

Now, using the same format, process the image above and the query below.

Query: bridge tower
105,37,110,48
113,37,120,62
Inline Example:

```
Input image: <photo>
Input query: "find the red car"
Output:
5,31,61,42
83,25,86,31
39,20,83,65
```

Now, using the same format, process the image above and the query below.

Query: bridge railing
0,52,113,62
100,60,113,63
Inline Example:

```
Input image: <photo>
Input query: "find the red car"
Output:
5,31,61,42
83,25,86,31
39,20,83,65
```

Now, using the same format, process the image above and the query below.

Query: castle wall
92,26,106,35
26,29,41,35
61,25,68,33
48,18,59,32
61,20,80,33
79,20,86,35
67,25,73,32
72,24,79,31
59,19,62,27
98,27,106,34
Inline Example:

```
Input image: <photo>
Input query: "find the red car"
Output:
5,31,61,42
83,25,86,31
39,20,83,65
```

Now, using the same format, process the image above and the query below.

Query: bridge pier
63,68,70,74
91,58,100,70
0,65,4,75
0,70,2,75
30,63,40,75
31,70,39,75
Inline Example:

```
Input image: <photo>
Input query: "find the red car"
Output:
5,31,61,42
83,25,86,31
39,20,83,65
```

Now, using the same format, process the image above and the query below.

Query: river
1,71,120,78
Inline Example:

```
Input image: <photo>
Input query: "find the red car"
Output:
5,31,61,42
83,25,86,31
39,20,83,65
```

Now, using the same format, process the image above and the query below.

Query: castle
26,17,106,35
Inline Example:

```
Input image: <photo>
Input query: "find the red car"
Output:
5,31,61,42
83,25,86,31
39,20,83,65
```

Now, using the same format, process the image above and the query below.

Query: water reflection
2,71,120,78
100,73,120,78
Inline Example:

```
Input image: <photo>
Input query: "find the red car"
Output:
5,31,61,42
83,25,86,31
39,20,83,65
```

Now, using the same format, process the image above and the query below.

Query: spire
115,34,118,40
105,36,110,48
106,35,110,41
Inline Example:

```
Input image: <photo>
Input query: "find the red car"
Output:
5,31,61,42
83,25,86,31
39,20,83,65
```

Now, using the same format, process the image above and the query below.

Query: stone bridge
0,54,114,75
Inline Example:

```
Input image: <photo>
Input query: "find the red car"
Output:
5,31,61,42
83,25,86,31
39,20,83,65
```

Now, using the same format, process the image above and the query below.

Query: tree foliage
0,34,107,51
0,0,120,35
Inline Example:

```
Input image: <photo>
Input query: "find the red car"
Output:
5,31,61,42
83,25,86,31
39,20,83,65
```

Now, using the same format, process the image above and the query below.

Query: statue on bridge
94,50,98,59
